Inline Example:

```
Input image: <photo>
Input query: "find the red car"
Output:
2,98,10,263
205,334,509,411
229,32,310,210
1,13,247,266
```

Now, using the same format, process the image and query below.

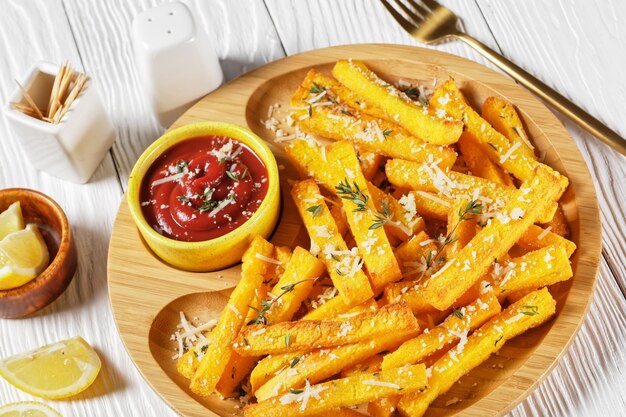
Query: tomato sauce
140,136,269,242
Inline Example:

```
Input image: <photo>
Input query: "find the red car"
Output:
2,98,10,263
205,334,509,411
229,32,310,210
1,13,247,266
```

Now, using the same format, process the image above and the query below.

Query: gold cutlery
381,0,626,156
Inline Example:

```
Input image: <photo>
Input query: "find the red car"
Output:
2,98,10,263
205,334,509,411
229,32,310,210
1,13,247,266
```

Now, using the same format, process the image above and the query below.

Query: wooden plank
263,0,503,68
475,1,626,414
61,0,285,190
510,260,626,417
0,0,141,414
477,0,626,294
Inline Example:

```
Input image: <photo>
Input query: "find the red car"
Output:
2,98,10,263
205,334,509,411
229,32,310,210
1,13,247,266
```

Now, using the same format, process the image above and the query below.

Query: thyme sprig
430,199,482,268
411,199,483,282
310,82,324,94
247,278,317,325
335,178,370,212
521,305,539,316
335,178,407,232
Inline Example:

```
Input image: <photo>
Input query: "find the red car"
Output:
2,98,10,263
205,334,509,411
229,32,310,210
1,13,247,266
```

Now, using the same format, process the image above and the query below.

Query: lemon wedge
0,224,49,290
0,402,61,417
0,202,25,241
0,337,101,399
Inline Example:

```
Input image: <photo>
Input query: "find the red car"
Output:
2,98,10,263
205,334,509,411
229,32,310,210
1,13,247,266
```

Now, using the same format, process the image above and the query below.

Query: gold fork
381,0,626,156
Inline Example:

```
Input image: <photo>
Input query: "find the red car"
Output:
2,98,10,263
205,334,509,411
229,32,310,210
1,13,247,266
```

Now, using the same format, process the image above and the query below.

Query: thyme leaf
306,204,323,217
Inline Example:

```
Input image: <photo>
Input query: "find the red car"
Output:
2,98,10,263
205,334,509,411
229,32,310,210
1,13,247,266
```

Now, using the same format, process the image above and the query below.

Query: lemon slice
0,224,49,290
0,337,101,399
0,402,62,417
0,202,25,241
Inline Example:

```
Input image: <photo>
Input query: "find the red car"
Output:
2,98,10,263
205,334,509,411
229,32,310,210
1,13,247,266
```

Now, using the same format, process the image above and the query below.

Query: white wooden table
1,1,625,416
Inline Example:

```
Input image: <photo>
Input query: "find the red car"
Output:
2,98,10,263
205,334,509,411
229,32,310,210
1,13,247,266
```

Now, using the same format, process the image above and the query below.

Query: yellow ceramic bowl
127,122,280,272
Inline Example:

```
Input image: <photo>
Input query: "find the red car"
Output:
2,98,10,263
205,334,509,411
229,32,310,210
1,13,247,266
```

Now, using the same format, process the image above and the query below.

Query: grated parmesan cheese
362,379,401,389
255,253,282,265
279,379,328,411
311,225,332,238
537,226,552,240
415,191,451,207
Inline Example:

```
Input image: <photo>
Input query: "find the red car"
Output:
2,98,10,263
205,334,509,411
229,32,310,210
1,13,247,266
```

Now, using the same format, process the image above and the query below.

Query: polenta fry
234,303,418,356
421,165,563,310
332,60,463,145
370,293,500,417
244,364,427,417
254,326,420,401
481,95,536,159
190,236,274,396
382,293,501,371
430,80,569,199
292,179,374,306
458,131,514,186
385,158,557,224
397,288,556,417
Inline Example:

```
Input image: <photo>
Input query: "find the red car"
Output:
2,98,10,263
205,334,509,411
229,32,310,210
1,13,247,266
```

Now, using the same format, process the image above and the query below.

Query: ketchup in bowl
139,136,269,242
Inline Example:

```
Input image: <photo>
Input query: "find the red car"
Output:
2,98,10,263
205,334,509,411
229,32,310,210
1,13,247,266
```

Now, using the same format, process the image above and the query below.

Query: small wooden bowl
0,188,77,318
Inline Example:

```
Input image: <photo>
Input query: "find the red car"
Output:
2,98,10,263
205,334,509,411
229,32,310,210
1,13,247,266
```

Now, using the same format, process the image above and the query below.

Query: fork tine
389,0,425,25
402,0,432,20
380,0,419,33
419,0,444,12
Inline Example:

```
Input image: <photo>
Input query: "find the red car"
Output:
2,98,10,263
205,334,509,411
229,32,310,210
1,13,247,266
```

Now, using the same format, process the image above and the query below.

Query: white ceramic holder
132,2,224,128
4,61,116,184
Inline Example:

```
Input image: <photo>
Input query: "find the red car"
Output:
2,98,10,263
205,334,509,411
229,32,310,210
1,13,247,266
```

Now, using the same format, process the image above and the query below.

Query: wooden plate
107,44,601,417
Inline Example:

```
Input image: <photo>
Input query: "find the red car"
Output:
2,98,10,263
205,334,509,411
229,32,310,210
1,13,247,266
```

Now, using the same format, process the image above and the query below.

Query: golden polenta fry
367,181,425,241
254,326,420,401
190,236,274,396
340,354,383,378
382,293,501,371
332,60,463,145
178,284,272,382
388,243,572,314
303,295,378,321
234,303,418,356
301,294,352,321
444,198,477,256
244,364,427,417
394,231,437,264
303,68,390,120
291,179,374,306
481,95,536,159
216,352,259,398
393,188,575,256
264,247,325,324
203,247,321,397
385,158,557,225
518,224,576,257
430,80,569,198
457,131,514,186
542,204,571,238
421,165,563,311
359,151,384,180
326,141,402,291
290,72,457,168
248,298,379,393
401,190,451,221
397,288,556,417
371,293,500,417
295,105,457,168
494,245,573,295
288,141,402,291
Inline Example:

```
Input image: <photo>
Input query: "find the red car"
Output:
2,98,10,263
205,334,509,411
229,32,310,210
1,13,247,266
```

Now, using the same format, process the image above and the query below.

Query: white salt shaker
132,2,224,127
4,61,116,184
